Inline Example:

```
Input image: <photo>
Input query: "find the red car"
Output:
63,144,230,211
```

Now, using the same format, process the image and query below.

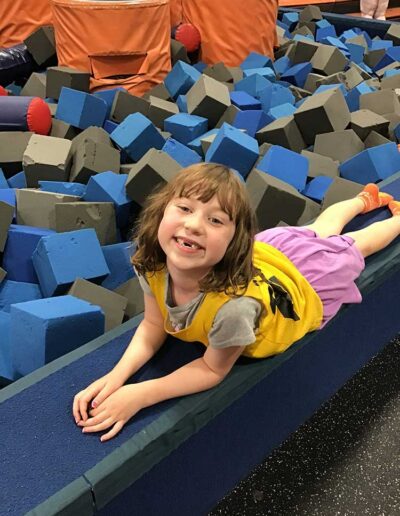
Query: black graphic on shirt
253,273,300,321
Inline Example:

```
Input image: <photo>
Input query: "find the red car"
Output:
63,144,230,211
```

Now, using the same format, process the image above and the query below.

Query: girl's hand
77,384,145,442
72,372,124,424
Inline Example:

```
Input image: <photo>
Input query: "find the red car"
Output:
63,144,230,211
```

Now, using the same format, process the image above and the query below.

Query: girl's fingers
100,421,125,442
78,409,107,428
81,416,114,434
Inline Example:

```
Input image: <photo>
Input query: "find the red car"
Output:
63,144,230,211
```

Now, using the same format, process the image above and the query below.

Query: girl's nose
184,213,202,233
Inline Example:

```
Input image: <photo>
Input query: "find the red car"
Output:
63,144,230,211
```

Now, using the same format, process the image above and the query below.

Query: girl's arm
73,292,167,422
142,344,246,403
78,344,245,441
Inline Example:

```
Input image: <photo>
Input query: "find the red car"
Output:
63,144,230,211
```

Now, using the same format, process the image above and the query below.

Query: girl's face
158,195,236,281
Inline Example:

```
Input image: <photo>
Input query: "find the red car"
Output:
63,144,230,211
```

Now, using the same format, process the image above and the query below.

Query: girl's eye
210,217,223,225
178,205,190,212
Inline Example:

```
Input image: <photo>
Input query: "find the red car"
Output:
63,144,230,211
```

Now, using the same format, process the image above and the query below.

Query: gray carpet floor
211,335,400,515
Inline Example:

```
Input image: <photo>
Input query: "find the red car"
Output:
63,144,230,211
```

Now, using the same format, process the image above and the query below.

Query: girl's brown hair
131,163,259,295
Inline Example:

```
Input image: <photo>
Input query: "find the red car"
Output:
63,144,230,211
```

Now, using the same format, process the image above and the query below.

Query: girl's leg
374,0,389,19
306,184,393,238
360,0,378,18
344,203,400,257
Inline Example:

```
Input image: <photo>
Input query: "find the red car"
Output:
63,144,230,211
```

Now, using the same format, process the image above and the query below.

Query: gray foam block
293,88,351,145
70,126,112,154
364,48,386,69
125,149,182,207
300,150,339,179
314,129,364,163
143,83,172,102
0,132,33,177
16,189,80,229
364,130,392,148
349,109,389,141
114,277,144,319
256,115,306,153
186,75,231,128
303,73,325,93
246,168,320,230
110,90,150,123
0,267,6,284
321,176,363,210
46,66,90,100
0,201,14,252
299,5,323,22
22,134,72,188
68,278,128,332
215,104,241,128
24,25,56,67
384,23,400,46
55,202,118,245
311,45,348,76
148,96,179,129
50,119,79,140
203,63,237,83
359,89,400,116
69,139,120,184
170,39,190,66
20,73,47,98
288,39,320,65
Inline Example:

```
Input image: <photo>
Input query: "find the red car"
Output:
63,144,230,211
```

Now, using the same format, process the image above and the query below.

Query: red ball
174,23,201,53
0,86,8,96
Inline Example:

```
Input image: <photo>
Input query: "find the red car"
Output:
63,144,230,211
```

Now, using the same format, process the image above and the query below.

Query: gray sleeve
208,297,264,349
133,267,154,296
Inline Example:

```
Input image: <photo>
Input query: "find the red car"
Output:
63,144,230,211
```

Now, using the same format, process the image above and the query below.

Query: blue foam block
282,12,299,29
192,61,207,73
84,172,135,228
176,94,188,113
0,280,42,312
39,181,86,197
164,61,202,99
240,52,273,71
101,242,136,290
346,43,365,64
10,295,105,377
281,62,312,88
234,74,272,99
32,229,110,297
340,144,400,184
162,138,202,167
0,168,9,189
274,56,292,76
94,87,126,119
205,123,259,179
320,36,348,52
373,46,400,72
233,110,271,137
259,82,295,112
7,171,26,189
0,312,14,381
103,119,119,134
345,82,374,112
110,112,165,161
2,225,56,283
164,113,208,145
267,103,297,121
0,189,16,210
302,176,334,202
316,25,337,41
242,68,276,82
187,129,219,156
230,91,261,111
257,146,309,191
55,87,108,130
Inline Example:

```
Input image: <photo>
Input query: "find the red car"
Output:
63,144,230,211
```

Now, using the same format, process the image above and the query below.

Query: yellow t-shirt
146,241,323,358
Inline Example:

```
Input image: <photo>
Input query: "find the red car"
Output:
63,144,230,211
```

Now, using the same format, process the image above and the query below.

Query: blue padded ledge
1,173,400,515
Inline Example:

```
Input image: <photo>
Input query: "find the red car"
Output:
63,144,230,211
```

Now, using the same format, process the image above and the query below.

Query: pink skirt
255,227,365,328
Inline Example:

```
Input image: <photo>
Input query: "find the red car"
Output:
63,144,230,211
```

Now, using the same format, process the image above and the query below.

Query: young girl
360,0,389,20
73,163,400,441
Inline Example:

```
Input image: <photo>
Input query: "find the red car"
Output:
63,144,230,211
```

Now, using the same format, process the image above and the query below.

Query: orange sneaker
388,200,400,216
357,183,394,214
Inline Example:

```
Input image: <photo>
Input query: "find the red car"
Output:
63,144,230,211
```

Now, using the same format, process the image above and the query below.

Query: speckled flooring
211,335,400,516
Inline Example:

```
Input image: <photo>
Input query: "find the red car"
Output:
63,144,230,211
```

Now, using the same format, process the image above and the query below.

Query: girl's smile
158,195,236,281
